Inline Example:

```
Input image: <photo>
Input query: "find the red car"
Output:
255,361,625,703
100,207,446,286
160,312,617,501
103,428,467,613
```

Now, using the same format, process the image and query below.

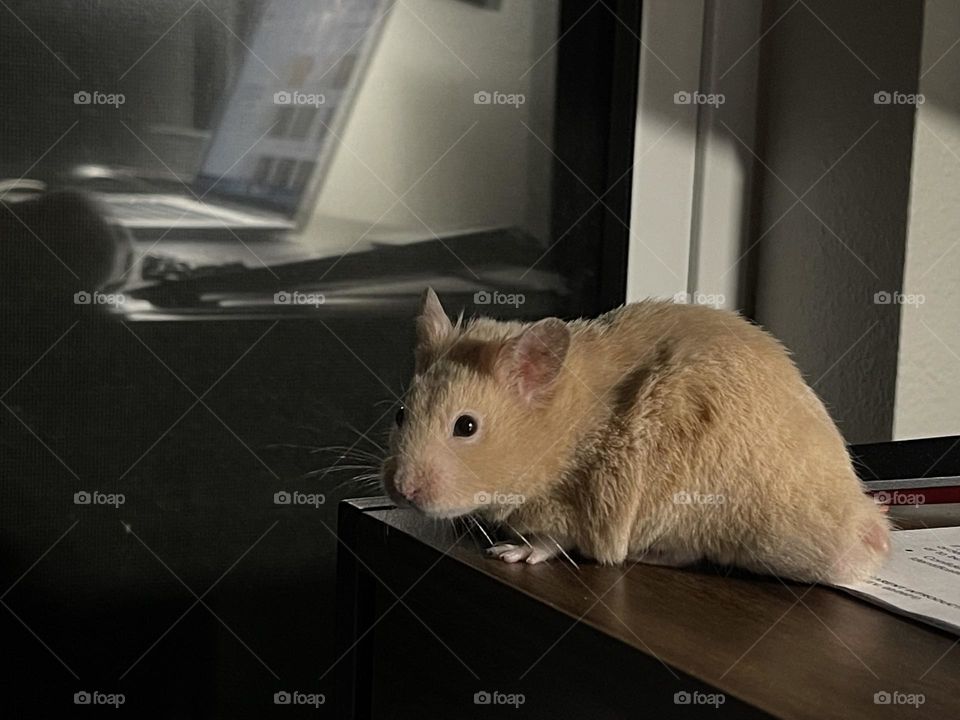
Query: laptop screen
194,0,389,217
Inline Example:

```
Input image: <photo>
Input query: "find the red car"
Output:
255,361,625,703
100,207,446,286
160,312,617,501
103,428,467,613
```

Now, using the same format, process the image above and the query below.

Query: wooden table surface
336,498,960,719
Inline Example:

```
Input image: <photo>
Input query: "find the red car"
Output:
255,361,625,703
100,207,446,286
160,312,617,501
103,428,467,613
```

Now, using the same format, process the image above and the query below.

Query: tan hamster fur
381,288,890,584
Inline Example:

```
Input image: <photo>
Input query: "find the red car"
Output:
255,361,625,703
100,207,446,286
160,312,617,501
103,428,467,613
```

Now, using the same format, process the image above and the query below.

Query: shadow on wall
631,0,929,444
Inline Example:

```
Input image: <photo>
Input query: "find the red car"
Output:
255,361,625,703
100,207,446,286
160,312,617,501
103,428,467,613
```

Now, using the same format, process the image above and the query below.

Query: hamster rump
384,289,890,584
728,491,890,584
709,417,892,585
600,302,891,584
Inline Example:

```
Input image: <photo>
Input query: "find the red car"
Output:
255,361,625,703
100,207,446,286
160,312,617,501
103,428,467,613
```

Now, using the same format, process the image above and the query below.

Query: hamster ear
415,287,453,372
496,318,570,402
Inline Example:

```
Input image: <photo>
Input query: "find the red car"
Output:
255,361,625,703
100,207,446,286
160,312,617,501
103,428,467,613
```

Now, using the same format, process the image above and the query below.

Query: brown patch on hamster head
381,288,570,518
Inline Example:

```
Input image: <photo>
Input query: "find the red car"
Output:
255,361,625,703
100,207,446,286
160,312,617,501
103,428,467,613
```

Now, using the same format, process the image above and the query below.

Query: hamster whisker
505,522,532,549
548,535,579,570
323,459,380,469
308,445,383,459
456,517,482,550
342,480,383,493
342,422,387,453
309,449,384,466
264,442,326,451
303,464,378,476
293,424,325,436
468,515,494,547
333,473,383,493
302,465,379,485
322,457,381,469
334,471,380,482
265,441,383,468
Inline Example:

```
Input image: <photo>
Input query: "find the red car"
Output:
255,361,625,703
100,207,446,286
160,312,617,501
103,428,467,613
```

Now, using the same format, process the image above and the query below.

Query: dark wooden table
334,498,960,719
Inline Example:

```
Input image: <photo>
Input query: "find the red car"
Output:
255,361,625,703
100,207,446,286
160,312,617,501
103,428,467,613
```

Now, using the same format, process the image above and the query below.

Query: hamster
380,288,890,584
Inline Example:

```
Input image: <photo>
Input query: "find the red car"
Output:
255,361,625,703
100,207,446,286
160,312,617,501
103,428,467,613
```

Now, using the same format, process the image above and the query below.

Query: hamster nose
392,468,422,504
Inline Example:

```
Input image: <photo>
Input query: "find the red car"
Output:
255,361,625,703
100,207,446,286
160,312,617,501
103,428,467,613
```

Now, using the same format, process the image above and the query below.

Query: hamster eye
453,414,477,437
395,405,405,427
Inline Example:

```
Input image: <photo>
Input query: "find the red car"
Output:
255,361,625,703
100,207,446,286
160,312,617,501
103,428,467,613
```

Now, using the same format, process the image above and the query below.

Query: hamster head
381,288,571,519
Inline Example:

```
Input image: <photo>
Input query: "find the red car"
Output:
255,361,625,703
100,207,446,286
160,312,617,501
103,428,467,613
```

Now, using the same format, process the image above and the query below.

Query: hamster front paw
486,539,558,565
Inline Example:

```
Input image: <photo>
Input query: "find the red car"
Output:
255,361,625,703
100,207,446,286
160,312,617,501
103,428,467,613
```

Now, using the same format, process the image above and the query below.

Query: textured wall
894,0,960,440
750,0,924,443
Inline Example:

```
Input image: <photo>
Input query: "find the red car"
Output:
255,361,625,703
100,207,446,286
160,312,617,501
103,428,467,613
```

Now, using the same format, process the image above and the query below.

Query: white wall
894,0,960,440
298,0,559,255
626,0,705,303
625,0,761,310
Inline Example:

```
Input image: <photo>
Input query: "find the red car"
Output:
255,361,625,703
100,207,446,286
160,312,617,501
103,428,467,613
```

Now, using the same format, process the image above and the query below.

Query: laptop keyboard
107,198,229,224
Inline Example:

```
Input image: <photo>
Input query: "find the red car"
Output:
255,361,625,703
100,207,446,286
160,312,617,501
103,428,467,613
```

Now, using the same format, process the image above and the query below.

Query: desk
335,498,960,719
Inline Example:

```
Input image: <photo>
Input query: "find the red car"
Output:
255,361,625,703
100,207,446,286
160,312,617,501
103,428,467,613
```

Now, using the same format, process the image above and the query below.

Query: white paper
836,526,960,636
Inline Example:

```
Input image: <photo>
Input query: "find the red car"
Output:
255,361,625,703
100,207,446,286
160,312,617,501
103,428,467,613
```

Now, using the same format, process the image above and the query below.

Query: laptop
95,0,391,234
